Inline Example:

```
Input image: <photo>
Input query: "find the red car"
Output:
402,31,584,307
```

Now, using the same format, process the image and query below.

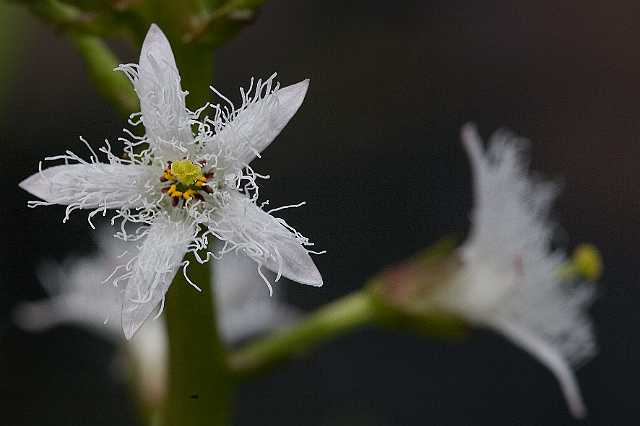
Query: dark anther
171,197,179,207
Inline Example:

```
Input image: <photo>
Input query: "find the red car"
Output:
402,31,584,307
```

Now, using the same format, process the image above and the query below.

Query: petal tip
19,171,49,201
279,79,310,102
122,314,141,340
141,23,173,64
297,265,323,287
460,122,484,160
18,174,35,193
460,122,479,143
145,23,166,42
122,301,146,340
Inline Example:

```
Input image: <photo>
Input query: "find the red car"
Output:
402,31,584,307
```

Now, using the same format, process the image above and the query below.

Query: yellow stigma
171,160,203,186
572,244,603,281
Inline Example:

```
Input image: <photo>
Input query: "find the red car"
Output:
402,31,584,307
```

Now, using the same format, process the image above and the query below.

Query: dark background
1,1,639,425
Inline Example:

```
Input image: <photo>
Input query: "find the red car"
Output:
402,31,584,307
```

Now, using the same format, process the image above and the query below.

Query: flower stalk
230,290,377,378
164,255,231,426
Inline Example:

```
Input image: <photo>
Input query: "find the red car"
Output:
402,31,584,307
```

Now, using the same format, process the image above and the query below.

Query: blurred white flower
19,24,322,339
14,229,299,403
15,230,298,343
431,124,598,418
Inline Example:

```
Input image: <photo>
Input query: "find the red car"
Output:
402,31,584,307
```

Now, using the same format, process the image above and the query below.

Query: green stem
0,2,27,114
173,43,214,110
229,290,378,378
163,254,230,426
68,32,138,116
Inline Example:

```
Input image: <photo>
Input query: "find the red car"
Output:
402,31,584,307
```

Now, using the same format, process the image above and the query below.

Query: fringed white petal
20,164,154,210
122,214,196,339
120,24,193,158
492,318,587,418
207,78,309,172
210,191,322,287
454,123,596,417
214,251,300,342
461,123,557,263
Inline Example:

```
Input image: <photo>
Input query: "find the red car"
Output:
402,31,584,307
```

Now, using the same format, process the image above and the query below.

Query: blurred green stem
229,290,378,378
0,2,26,114
68,33,138,116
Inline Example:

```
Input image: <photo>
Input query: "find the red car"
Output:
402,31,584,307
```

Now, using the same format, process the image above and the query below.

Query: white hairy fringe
203,74,281,173
119,215,198,300
189,194,320,294
26,137,161,230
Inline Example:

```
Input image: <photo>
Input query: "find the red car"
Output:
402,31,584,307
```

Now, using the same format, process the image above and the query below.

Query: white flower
19,24,322,339
14,229,299,403
430,124,597,418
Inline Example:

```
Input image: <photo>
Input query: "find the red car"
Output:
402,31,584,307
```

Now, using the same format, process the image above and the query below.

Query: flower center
160,160,214,207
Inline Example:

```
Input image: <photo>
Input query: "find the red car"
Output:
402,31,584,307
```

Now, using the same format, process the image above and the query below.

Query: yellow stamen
163,170,174,180
183,189,197,200
167,184,183,197
572,244,603,281
171,159,203,186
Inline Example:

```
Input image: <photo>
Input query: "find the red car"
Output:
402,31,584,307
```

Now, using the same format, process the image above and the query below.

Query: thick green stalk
229,290,378,378
164,254,230,426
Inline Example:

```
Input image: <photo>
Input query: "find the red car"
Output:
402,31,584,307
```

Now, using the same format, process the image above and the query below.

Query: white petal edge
212,79,309,169
19,164,153,209
212,192,322,287
492,318,587,418
122,214,195,339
